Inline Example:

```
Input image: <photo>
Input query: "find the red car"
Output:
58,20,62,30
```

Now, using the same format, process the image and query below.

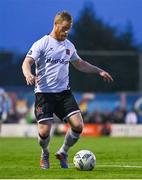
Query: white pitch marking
97,164,142,168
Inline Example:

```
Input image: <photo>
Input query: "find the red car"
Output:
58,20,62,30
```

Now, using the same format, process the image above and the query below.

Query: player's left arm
71,59,113,83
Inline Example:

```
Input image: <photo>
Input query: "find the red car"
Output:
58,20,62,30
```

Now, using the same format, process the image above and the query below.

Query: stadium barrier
111,124,142,137
1,124,142,137
1,124,38,137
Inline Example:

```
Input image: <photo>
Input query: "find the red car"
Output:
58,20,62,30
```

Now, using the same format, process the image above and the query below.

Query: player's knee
72,123,84,134
78,124,84,133
39,131,50,138
38,122,51,138
38,125,50,137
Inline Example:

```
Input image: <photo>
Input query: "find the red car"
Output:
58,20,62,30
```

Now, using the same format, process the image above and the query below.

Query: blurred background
0,0,142,137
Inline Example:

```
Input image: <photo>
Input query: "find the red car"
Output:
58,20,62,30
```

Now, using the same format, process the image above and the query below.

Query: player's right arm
22,36,47,85
22,57,35,85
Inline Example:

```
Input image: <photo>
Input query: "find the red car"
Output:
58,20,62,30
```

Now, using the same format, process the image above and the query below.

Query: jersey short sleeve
26,36,47,61
70,50,81,61
69,42,81,62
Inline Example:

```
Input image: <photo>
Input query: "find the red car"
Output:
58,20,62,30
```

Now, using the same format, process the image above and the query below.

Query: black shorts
34,90,80,123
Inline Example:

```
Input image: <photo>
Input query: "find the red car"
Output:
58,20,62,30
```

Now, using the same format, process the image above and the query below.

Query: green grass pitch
0,136,142,179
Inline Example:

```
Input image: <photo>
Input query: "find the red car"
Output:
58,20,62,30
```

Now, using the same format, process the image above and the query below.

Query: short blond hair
54,11,73,24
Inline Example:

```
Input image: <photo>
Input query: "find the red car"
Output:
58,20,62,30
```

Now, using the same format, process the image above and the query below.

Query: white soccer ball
73,150,96,171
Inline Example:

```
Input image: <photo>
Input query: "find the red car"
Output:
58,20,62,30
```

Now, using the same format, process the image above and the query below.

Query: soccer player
22,11,113,169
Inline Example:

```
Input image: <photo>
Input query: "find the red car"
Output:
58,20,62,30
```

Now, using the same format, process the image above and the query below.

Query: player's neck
49,31,64,42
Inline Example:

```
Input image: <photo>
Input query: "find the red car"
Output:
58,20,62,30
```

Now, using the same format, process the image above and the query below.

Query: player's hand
99,71,113,83
25,74,36,85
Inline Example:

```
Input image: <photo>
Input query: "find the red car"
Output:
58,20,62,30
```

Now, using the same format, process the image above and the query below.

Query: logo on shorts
36,107,43,114
66,49,70,55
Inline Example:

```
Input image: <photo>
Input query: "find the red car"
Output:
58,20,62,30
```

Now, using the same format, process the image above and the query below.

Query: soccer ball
73,150,96,171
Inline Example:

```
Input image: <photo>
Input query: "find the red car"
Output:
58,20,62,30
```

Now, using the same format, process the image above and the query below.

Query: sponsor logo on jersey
45,58,68,64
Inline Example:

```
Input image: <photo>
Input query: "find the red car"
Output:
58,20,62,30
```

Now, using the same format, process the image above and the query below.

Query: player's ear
54,22,59,28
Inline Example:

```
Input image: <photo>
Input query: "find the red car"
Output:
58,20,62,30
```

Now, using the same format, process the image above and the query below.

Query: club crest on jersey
66,49,70,55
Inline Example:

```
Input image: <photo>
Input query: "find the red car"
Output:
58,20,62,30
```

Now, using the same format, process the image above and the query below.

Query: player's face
55,21,72,41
